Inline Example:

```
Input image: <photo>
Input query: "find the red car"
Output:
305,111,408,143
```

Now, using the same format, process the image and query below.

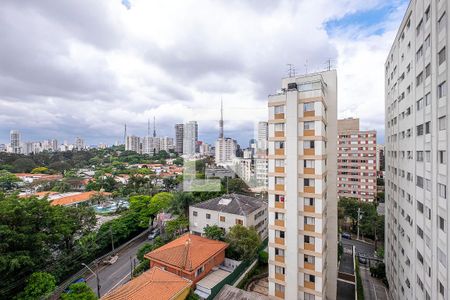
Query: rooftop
101,267,191,300
50,191,111,206
214,284,270,300
191,193,266,216
144,234,228,272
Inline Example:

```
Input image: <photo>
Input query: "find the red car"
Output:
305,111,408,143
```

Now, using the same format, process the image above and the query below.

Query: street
86,235,150,297
341,238,376,258
360,266,391,300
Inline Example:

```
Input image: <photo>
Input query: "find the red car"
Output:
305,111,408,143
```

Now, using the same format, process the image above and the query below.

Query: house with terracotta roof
101,267,191,300
50,191,111,206
144,233,228,284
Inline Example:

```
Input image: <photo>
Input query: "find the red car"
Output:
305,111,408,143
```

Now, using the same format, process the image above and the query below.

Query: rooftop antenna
147,119,150,138
153,116,156,137
305,59,309,74
325,59,333,71
287,64,295,77
123,123,127,145
219,98,224,139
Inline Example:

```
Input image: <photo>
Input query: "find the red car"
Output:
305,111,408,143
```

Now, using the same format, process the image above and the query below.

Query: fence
206,238,268,300
49,228,150,299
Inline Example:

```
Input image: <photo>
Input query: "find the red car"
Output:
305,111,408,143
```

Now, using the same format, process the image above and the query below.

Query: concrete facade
267,70,338,299
385,1,450,299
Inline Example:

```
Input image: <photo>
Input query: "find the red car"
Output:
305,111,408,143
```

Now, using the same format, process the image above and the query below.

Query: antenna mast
219,99,224,139
153,116,156,137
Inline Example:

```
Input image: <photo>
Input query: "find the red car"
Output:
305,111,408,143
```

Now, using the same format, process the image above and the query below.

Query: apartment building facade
267,70,338,299
385,1,449,299
337,118,377,202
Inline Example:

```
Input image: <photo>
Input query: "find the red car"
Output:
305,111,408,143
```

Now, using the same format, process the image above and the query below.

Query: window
439,216,446,231
275,266,285,275
275,177,285,185
275,230,285,239
416,151,424,162
304,141,315,149
439,47,446,65
193,211,198,216
417,124,424,136
304,178,315,187
426,150,431,162
275,141,285,149
417,226,424,239
425,92,431,106
425,34,431,50
275,212,285,220
439,116,446,130
235,219,243,225
305,274,315,283
425,121,431,134
305,293,315,300
304,254,315,264
425,64,431,78
425,5,431,22
438,81,447,98
439,281,445,296
417,200,424,213
304,197,314,206
275,123,284,131
416,72,424,86
275,283,285,293
275,194,285,202
304,216,315,225
417,98,424,110
275,159,284,167
416,18,423,35
275,248,285,257
304,121,315,130
416,176,424,188
304,160,315,168
417,250,424,264
274,105,284,114
304,102,314,112
206,213,211,219
304,235,315,244
438,12,447,32
438,183,447,199
416,46,423,61
220,216,225,222
195,265,204,277
439,150,446,164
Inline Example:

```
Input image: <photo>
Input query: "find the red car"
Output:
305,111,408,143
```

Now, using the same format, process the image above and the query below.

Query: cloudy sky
0,0,408,146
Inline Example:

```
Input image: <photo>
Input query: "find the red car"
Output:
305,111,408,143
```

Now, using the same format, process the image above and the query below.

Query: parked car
358,256,368,264
148,228,160,240
341,232,352,239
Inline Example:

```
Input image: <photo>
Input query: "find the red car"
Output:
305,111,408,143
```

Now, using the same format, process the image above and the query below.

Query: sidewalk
360,266,391,300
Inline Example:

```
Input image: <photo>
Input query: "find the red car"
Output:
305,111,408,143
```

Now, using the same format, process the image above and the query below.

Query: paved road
342,238,376,258
86,235,150,297
360,266,391,300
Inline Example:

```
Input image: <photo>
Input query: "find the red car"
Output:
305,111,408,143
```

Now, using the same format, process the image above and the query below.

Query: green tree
61,283,97,300
170,192,195,216
225,225,261,261
31,167,49,174
11,158,36,173
16,272,56,300
0,170,20,191
165,216,189,238
226,178,249,194
203,225,225,241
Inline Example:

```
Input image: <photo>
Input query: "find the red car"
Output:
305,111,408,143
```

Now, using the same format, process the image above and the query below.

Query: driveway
86,235,150,297
360,266,391,300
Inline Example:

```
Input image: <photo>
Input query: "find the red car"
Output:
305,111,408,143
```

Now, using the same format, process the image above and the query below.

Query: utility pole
356,207,361,240
82,263,101,298
110,227,115,252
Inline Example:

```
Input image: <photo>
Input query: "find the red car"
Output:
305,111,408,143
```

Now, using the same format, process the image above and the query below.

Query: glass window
275,159,284,167
416,98,424,110
304,121,315,130
439,116,446,130
438,81,447,98
304,141,315,149
275,177,285,185
275,141,284,149
417,124,424,136
439,150,446,164
304,160,315,168
416,151,424,162
304,178,315,187
438,12,447,32
438,183,447,199
275,194,285,202
193,211,198,216
304,198,314,206
425,121,431,134
439,47,446,65
274,105,284,114
304,235,315,244
425,64,431,78
304,102,314,112
275,123,285,131
425,93,431,106
206,213,211,219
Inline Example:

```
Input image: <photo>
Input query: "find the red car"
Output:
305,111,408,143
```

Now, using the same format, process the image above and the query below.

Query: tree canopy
225,225,261,261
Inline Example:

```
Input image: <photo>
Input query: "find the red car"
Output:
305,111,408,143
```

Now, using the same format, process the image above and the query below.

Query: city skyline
0,1,409,146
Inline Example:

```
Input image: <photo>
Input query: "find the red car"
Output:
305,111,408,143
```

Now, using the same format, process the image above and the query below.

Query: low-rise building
144,234,228,284
101,267,191,300
189,193,267,238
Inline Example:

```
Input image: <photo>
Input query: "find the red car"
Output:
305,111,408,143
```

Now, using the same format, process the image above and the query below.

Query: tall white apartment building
142,136,160,155
125,135,141,153
183,121,198,156
215,137,237,165
160,137,174,152
385,1,450,299
267,70,337,299
75,137,85,150
258,121,269,150
10,130,21,154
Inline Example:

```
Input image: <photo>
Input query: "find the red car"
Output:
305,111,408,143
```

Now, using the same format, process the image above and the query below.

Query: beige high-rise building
385,1,450,299
337,118,377,202
267,70,338,300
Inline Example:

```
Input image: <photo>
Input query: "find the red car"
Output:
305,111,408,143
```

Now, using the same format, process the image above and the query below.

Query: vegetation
61,282,97,300
225,225,261,261
133,237,165,277
16,272,56,300
204,225,225,241
355,259,364,300
0,170,20,191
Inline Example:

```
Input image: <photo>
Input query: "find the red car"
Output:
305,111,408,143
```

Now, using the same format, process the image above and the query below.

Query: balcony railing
304,262,315,271
275,202,285,209
304,110,315,117
275,290,285,299
275,255,285,263
304,167,315,175
275,219,285,227
275,131,285,138
304,205,315,213
275,237,285,245
275,273,285,281
304,148,315,155
275,166,285,173
304,186,315,193
304,281,315,290
274,113,285,120
304,129,315,136
304,224,315,232
275,184,285,191
275,148,285,155
304,243,315,251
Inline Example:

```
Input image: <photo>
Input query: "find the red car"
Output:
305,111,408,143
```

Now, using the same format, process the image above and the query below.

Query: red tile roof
50,191,111,206
101,267,191,300
144,234,228,272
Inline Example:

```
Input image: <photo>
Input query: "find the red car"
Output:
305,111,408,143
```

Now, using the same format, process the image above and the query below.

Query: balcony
304,243,315,251
275,237,285,245
275,255,285,263
304,110,315,117
275,184,285,191
275,202,285,209
304,167,315,175
304,205,315,213
275,273,285,281
304,281,315,290
303,148,315,155
304,129,315,136
304,186,315,193
275,290,285,299
275,166,285,173
304,262,315,271
275,148,285,155
274,113,285,120
304,224,315,232
275,219,285,227
275,131,285,138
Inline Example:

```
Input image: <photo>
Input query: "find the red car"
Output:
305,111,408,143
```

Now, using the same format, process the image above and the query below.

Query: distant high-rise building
183,121,198,156
126,135,140,153
75,137,85,150
175,124,184,154
215,138,237,165
257,121,268,150
10,130,21,154
267,70,338,299
376,144,385,173
385,2,450,299
142,136,160,156
160,137,174,152
0,144,6,152
337,118,377,202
